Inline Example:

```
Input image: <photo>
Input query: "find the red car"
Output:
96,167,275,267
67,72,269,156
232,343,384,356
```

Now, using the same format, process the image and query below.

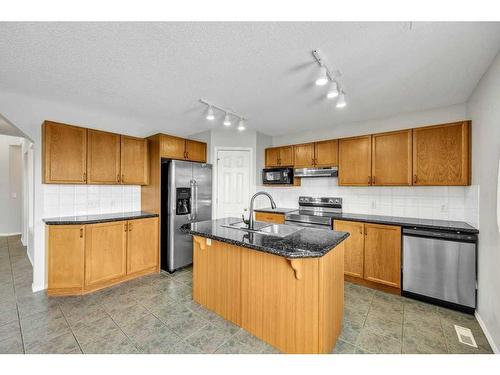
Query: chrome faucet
248,191,277,230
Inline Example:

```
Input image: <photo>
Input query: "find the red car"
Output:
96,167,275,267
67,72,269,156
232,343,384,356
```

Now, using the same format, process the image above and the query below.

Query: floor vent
454,325,478,348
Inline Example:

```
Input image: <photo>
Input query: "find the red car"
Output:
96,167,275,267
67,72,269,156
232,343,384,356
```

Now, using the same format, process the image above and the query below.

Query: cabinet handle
124,223,128,232
121,174,125,183
372,176,375,184
117,174,120,183
79,228,83,238
83,172,86,182
129,223,132,231
186,152,189,159
368,176,371,184
413,174,417,184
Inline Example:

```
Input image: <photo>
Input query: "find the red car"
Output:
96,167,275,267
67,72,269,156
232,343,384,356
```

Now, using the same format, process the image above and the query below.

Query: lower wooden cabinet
254,212,285,224
334,220,401,292
47,217,159,296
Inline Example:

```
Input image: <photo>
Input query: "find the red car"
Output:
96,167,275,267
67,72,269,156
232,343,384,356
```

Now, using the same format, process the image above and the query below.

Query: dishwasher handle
403,227,477,243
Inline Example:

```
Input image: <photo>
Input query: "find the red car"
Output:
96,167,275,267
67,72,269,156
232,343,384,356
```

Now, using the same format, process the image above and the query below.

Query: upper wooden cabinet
43,121,87,184
338,135,372,186
121,136,149,185
159,134,207,163
372,129,412,186
293,143,315,168
265,146,294,167
87,129,121,184
314,139,338,167
413,121,471,186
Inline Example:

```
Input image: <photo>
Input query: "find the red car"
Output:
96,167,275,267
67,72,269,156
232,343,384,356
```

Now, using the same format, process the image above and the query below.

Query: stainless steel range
284,196,342,229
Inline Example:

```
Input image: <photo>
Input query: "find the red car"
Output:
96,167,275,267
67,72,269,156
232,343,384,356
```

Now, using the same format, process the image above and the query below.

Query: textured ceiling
0,22,499,137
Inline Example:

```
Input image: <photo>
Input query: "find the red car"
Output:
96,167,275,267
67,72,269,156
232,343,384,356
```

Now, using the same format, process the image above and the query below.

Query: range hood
294,166,338,178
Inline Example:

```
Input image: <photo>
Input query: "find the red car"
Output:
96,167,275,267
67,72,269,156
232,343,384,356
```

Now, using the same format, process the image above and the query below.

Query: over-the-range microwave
262,167,294,185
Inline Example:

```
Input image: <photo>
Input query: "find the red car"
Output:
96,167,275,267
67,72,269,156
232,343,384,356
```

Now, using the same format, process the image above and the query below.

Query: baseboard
0,232,21,236
27,250,33,266
32,282,45,293
475,311,499,354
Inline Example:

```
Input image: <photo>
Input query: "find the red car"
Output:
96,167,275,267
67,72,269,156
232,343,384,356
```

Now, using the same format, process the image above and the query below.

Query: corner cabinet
412,121,471,185
43,121,87,184
47,217,159,296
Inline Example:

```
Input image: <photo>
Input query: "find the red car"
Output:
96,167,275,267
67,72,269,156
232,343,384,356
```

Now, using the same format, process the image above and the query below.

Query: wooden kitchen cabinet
185,139,207,162
372,129,412,186
334,220,364,279
338,135,372,186
85,221,128,290
127,217,159,276
265,146,294,167
293,143,315,168
363,223,401,289
314,139,338,167
255,212,285,224
43,121,87,184
47,225,85,295
120,135,149,185
412,121,471,185
87,129,121,184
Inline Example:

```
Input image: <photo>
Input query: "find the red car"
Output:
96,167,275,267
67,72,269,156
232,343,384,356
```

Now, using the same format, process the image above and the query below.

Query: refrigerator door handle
194,179,199,221
189,179,196,221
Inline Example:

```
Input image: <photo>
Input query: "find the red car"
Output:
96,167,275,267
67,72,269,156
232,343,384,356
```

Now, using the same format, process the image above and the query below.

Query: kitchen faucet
248,191,277,230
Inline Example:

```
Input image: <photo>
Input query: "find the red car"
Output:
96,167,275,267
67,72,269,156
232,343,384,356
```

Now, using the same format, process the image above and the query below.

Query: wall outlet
441,204,448,213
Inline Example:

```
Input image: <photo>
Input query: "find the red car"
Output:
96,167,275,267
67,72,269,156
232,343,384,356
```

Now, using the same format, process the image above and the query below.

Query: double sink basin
221,220,303,238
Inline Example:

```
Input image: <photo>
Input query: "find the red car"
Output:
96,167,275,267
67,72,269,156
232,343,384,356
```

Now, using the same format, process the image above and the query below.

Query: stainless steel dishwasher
402,227,477,314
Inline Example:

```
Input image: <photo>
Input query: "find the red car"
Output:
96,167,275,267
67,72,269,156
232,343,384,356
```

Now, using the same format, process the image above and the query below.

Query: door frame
213,147,254,219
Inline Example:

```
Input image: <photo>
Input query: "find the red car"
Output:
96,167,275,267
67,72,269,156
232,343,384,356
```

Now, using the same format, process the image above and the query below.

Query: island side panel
192,236,241,326
318,241,345,353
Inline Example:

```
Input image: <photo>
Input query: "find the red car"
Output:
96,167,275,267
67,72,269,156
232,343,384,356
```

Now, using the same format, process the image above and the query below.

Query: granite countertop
43,211,158,225
180,217,349,259
328,213,478,233
253,207,298,214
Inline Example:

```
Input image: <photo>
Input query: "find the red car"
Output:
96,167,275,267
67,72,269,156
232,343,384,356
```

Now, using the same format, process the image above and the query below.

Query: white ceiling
0,114,28,138
0,22,499,137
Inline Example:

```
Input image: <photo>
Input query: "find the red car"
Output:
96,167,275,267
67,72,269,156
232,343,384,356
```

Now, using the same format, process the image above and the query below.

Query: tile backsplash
258,178,479,227
43,184,141,218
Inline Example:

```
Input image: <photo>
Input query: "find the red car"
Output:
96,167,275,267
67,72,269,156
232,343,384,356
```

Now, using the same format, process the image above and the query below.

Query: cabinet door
255,212,285,224
87,129,121,184
314,139,338,167
85,221,127,288
186,139,207,162
372,130,412,186
161,134,187,160
293,143,315,168
120,135,149,185
333,220,364,279
265,147,280,167
412,121,471,185
127,217,159,275
47,225,85,294
364,223,401,288
43,121,87,183
338,135,372,186
279,146,294,166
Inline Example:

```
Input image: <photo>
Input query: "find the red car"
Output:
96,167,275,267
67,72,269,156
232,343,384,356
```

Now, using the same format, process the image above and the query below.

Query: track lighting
315,66,328,86
237,118,246,131
336,91,347,108
206,106,215,120
223,113,231,126
327,81,339,99
200,99,247,131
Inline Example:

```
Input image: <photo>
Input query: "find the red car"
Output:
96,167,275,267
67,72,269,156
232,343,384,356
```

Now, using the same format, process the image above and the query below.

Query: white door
216,149,251,219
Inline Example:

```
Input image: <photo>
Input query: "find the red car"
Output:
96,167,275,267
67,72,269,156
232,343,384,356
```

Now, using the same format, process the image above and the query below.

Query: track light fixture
200,99,247,131
312,50,347,108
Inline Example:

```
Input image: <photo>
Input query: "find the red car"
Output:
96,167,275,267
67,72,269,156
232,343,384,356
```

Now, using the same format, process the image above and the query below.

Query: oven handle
285,220,330,230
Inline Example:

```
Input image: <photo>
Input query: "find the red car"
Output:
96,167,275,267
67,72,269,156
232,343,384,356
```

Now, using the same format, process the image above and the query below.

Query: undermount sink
221,221,303,238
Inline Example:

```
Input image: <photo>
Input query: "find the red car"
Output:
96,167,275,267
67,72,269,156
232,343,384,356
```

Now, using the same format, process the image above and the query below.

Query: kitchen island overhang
181,218,349,354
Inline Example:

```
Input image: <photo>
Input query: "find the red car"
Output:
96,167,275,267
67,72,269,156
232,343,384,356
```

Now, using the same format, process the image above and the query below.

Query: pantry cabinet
412,121,471,186
338,135,372,186
265,146,294,167
371,129,412,186
87,129,122,184
47,217,159,296
43,121,87,184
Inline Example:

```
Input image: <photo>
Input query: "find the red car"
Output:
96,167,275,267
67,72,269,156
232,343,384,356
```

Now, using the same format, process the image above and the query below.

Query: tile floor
0,235,493,354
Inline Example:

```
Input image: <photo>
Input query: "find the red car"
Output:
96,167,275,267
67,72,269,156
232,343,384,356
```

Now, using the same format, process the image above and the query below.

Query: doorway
215,148,252,219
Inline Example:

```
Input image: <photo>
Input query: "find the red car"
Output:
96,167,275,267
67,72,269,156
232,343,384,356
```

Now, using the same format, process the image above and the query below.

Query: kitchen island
181,217,349,354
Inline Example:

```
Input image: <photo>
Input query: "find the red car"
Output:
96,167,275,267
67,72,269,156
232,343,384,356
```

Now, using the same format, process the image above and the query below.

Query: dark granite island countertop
43,211,158,225
181,217,349,258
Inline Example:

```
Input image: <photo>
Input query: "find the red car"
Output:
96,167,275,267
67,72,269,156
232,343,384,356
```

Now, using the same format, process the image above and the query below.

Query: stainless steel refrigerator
161,159,212,272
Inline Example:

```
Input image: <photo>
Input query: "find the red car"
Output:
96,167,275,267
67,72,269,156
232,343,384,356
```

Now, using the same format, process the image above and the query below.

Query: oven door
284,220,331,230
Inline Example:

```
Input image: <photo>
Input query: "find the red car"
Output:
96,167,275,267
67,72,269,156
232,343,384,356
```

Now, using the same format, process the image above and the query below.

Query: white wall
467,51,500,353
0,89,159,292
0,135,23,235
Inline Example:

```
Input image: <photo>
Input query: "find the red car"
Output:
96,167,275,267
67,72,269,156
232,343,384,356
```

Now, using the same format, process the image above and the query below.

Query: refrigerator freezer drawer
403,235,476,308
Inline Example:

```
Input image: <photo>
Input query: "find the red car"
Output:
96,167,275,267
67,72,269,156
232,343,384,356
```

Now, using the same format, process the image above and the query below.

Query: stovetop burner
284,197,343,226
